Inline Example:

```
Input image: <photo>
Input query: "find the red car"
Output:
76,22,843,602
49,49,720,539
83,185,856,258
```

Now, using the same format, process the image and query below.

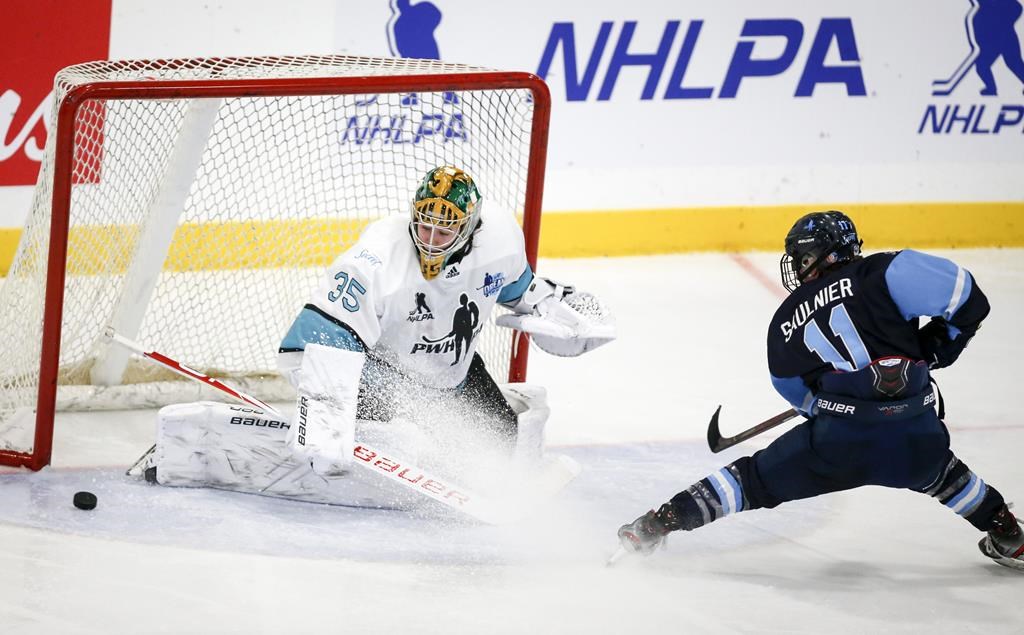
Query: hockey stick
706,405,799,453
103,328,521,524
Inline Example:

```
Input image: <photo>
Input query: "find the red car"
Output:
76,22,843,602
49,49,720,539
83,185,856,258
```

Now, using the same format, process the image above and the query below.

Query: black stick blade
707,405,724,453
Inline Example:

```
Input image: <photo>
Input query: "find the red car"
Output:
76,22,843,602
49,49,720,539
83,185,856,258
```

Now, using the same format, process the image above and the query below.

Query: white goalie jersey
278,204,531,388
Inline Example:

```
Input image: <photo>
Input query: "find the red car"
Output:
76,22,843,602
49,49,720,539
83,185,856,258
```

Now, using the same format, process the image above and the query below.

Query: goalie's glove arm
495,273,615,357
883,250,990,369
496,266,541,310
499,270,574,315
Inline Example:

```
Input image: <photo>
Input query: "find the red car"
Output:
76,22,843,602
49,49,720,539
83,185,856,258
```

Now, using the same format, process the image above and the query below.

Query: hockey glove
496,278,616,357
918,317,978,370
287,343,365,476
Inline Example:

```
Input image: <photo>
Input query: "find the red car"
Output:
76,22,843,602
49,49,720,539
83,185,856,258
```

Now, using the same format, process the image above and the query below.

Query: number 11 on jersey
803,303,870,371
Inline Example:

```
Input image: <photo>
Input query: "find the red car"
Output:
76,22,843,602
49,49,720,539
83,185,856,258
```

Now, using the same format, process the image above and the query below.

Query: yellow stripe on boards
0,203,1021,276
536,202,1024,257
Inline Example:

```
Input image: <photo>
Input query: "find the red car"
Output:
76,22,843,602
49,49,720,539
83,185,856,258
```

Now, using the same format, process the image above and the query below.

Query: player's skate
978,505,1024,571
616,502,682,556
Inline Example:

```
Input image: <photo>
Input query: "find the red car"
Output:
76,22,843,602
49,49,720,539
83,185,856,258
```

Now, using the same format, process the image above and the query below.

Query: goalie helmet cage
0,54,550,471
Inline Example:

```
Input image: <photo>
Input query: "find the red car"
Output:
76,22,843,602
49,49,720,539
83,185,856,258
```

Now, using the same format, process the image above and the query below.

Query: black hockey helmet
780,211,862,292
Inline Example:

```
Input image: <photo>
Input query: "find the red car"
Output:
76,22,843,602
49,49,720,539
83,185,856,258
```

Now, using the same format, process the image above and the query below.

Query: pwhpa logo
1,0,111,186
919,0,1024,135
410,293,480,365
536,18,867,101
341,1,467,146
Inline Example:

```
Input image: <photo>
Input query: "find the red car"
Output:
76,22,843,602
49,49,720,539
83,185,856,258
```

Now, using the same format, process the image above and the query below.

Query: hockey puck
73,491,97,511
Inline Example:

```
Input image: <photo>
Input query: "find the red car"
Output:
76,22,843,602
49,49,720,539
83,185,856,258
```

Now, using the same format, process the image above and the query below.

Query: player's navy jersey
767,250,989,414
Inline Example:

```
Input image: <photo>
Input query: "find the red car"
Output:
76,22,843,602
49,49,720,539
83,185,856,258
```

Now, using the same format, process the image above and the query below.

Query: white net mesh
0,55,543,461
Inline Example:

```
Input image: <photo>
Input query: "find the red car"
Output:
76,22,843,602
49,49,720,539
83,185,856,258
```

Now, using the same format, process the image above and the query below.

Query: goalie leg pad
500,383,550,465
151,401,426,509
152,400,293,490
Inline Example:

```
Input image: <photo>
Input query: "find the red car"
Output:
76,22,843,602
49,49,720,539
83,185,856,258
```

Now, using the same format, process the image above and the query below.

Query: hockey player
145,166,614,507
616,211,1023,571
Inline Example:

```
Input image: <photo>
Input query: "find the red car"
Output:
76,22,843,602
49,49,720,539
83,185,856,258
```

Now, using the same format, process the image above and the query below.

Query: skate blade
979,538,1024,571
605,546,630,567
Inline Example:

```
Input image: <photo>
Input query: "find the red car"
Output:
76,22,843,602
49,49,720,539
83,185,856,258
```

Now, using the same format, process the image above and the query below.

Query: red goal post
0,55,550,470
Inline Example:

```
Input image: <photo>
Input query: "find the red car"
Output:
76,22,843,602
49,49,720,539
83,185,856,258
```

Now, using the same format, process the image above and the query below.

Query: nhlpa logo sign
342,1,466,146
920,0,1024,135
932,0,1024,97
536,18,867,101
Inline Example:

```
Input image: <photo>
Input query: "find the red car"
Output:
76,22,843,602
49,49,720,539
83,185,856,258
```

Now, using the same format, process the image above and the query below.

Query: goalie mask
780,211,862,293
410,166,482,280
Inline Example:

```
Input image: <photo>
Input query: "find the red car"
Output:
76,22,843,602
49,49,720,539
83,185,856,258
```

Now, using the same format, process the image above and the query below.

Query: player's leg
618,419,846,553
618,408,950,554
915,452,1023,569
458,352,518,442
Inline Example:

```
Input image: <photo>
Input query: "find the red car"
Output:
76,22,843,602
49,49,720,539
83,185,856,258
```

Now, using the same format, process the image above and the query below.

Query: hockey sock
668,461,750,531
918,454,1006,531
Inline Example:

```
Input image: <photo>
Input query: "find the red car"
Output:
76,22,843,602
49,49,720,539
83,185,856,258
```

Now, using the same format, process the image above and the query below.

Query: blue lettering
918,105,949,134
536,22,614,102
993,106,1024,133
721,19,804,99
947,104,976,133
598,21,679,101
445,113,468,141
971,106,991,134
342,116,368,145
413,114,445,143
539,17,868,102
391,115,407,143
795,19,866,97
664,20,714,100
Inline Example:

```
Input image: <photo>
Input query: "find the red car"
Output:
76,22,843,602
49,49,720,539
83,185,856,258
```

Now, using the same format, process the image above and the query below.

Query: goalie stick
706,405,800,453
104,327,566,525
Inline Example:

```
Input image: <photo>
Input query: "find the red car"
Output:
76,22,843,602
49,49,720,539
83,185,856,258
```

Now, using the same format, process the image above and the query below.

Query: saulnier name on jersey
279,204,531,389
779,278,854,342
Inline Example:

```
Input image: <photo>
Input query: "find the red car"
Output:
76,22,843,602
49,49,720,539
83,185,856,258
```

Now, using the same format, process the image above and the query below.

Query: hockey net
0,55,549,470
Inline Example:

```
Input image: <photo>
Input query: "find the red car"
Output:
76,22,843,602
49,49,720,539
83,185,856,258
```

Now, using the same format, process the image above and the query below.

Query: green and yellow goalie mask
410,166,482,280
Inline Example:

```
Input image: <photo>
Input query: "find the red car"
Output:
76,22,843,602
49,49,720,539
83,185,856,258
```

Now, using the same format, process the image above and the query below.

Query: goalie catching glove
287,343,364,476
496,277,616,357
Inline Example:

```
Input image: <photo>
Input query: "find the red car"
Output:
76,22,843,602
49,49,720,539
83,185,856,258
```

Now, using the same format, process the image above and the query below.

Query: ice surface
1,250,1022,634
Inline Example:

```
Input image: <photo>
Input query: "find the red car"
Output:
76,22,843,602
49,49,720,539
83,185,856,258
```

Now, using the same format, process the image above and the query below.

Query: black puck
73,491,97,510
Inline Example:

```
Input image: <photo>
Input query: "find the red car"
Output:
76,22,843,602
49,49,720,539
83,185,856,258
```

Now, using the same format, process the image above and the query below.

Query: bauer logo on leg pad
297,395,308,446
230,416,289,429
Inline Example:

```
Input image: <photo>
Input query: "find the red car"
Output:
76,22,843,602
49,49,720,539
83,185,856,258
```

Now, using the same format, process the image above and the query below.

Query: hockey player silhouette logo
477,271,505,297
385,0,458,105
408,292,434,322
386,0,441,59
415,293,479,365
933,0,1024,96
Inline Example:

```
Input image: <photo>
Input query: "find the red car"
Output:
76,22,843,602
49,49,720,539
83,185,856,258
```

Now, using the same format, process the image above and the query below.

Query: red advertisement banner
1,0,112,186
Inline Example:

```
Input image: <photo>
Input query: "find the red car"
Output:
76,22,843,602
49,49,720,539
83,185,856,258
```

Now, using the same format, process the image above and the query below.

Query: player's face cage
411,198,470,255
779,211,863,293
